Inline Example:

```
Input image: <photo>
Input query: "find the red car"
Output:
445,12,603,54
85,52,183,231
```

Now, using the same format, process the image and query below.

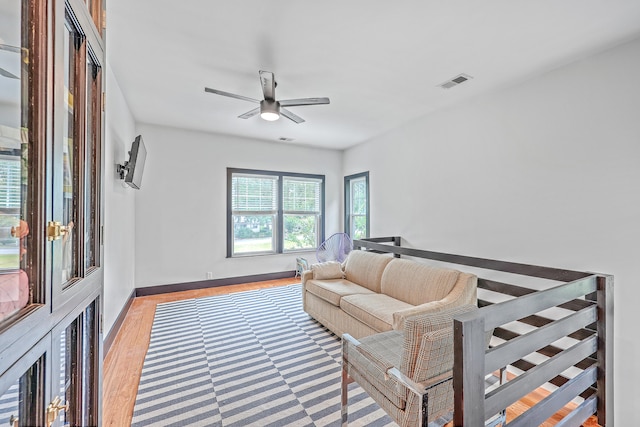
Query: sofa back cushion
343,250,394,293
380,259,460,305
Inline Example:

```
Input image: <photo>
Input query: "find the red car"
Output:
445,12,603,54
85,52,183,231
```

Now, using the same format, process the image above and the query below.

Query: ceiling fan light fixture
260,100,280,121
260,111,280,121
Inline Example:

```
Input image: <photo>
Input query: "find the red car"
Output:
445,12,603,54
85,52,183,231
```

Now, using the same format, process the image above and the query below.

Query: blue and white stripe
132,284,394,427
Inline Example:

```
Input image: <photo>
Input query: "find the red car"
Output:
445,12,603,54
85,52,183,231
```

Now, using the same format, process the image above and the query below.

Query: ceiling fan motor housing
260,99,281,121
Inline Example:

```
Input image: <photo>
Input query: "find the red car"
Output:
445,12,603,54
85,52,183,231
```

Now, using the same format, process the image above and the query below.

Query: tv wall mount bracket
116,162,129,179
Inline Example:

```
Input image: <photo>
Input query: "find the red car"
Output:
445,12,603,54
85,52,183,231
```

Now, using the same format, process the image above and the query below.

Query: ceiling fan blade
259,70,276,101
0,67,19,79
238,107,260,119
280,108,305,124
279,97,330,107
0,44,21,53
204,87,260,103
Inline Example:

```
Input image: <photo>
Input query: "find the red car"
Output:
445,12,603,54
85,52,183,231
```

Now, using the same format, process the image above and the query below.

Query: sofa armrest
301,270,313,285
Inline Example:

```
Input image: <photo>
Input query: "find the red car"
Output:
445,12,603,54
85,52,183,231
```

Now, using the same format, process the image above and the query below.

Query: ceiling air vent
439,73,473,89
278,137,295,142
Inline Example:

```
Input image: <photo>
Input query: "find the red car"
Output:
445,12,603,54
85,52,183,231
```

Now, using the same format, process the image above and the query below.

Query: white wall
103,66,137,334
344,37,640,423
133,124,343,288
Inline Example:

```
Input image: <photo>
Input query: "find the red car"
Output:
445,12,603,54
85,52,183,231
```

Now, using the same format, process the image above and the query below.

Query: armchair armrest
343,333,452,397
387,368,453,396
342,332,360,347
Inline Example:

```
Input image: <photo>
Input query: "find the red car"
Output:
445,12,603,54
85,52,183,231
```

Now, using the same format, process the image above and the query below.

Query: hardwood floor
103,277,599,426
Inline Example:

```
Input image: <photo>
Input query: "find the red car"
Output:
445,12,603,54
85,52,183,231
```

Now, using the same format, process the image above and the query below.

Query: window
345,172,369,240
0,156,20,272
228,169,324,257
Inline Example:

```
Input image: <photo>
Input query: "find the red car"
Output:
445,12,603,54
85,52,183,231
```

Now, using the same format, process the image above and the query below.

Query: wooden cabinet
0,0,105,425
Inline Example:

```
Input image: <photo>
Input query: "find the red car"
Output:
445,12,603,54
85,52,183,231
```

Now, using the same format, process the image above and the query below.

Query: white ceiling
107,1,640,150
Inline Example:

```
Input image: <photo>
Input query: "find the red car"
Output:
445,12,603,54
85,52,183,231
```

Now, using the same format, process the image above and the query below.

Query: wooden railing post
597,274,614,426
393,236,401,257
454,312,486,427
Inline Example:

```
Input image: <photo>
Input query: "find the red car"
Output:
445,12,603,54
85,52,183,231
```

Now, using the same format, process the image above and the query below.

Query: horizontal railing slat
478,279,536,297
507,365,597,427
558,299,593,311
353,239,592,282
484,336,597,418
511,357,597,388
480,276,597,331
485,306,597,374
555,395,598,427
357,236,398,244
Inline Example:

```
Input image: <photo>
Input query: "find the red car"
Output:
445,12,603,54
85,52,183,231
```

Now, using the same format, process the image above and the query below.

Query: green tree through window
344,172,369,240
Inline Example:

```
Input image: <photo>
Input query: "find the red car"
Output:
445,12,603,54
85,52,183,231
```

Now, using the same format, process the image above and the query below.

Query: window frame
227,168,325,257
344,171,370,240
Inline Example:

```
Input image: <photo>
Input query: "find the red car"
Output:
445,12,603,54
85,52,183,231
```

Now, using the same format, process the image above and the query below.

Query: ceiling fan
204,70,329,124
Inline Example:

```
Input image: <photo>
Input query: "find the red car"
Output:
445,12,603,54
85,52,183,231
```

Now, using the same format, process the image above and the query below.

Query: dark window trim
227,168,326,257
344,171,370,239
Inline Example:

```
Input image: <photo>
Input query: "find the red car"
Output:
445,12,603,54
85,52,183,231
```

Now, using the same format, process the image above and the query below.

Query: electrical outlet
206,272,213,280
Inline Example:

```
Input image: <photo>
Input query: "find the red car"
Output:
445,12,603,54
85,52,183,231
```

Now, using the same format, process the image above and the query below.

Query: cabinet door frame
0,0,50,375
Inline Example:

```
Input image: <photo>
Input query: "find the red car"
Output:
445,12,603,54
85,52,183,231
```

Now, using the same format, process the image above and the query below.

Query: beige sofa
301,250,477,338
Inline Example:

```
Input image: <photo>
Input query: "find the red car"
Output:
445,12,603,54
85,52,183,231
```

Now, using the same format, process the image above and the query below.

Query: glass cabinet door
0,338,48,427
0,0,37,326
52,298,100,427
52,0,104,310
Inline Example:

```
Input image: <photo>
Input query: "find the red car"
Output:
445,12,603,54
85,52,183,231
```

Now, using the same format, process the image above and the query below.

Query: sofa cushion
380,259,460,305
343,250,394,293
305,279,374,307
341,294,413,332
311,261,345,280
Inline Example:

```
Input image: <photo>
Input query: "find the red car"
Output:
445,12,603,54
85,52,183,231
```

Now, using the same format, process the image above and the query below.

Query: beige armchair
341,304,477,427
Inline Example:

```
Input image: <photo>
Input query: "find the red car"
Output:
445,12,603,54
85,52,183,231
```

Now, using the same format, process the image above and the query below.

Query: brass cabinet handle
46,221,70,241
46,395,69,427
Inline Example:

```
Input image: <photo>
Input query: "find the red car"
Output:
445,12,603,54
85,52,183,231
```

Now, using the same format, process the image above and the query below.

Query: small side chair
341,304,477,427
295,257,309,278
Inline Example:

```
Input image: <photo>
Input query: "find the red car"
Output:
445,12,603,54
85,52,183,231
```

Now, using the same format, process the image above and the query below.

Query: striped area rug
132,284,395,427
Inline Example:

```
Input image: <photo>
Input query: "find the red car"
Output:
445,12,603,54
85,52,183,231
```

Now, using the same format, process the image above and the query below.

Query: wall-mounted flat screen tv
123,135,147,189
